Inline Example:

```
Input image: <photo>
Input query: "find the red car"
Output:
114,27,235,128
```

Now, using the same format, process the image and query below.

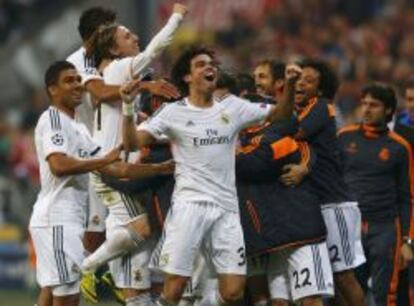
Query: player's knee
299,295,323,306
52,281,80,297
219,285,245,304
139,221,151,238
128,217,151,239
163,275,188,304
334,270,365,304
271,298,289,306
334,269,360,290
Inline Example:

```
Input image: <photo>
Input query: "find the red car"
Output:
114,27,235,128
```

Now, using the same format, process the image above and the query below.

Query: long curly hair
299,58,339,100
85,23,119,68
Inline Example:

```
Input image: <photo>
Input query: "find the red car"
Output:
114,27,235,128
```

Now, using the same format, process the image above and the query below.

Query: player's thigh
206,209,247,276
286,242,334,302
30,225,85,288
150,201,217,277
321,202,365,272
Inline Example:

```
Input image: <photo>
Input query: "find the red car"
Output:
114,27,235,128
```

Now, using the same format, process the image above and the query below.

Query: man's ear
48,85,58,97
184,73,191,84
109,46,119,57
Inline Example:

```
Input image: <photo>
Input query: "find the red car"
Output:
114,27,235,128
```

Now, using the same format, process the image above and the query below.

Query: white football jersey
93,12,183,154
66,46,102,133
29,106,102,227
140,95,272,212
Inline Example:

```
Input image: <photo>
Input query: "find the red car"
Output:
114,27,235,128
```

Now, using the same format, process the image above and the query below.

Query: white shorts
150,201,246,277
321,202,366,272
106,214,151,290
87,180,107,232
268,242,334,302
30,225,85,288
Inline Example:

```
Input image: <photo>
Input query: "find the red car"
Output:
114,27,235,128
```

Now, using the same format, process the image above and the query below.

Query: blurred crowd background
0,0,413,296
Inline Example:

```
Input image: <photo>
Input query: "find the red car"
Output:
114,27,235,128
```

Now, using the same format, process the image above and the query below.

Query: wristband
403,236,414,246
122,102,134,116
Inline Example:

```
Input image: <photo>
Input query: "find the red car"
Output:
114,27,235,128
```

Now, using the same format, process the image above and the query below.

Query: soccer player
280,59,366,306
66,6,123,258
80,4,186,305
241,59,287,306
29,61,173,306
236,116,333,306
394,78,414,305
253,59,285,102
120,46,301,305
338,83,414,306
394,79,414,145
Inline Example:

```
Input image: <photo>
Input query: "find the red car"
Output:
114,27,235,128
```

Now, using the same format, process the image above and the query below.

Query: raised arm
119,81,177,151
266,64,301,123
130,3,188,78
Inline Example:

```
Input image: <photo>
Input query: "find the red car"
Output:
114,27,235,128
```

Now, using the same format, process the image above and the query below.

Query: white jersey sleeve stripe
49,108,62,130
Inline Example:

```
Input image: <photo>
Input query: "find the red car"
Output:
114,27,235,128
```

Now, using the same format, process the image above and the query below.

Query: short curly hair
170,45,216,96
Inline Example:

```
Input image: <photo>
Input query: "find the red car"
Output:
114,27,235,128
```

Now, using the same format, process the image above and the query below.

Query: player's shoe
80,271,99,304
101,271,125,305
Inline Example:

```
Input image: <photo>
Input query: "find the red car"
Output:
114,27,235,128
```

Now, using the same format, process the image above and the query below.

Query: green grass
0,289,118,306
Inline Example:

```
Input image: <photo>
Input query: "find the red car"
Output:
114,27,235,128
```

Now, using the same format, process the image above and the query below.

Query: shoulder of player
218,94,248,105
66,47,86,67
387,130,412,154
337,124,360,137
102,58,132,83
45,107,75,131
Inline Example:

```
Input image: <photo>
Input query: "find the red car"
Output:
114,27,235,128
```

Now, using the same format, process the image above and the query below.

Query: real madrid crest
220,112,230,124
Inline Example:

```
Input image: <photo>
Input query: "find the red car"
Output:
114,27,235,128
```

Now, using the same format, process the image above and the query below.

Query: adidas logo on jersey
186,120,195,127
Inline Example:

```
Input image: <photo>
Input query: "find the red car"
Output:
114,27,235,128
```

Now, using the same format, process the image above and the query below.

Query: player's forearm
101,161,171,179
49,155,111,177
122,113,140,151
131,13,183,76
267,79,295,123
86,80,121,106
145,13,183,57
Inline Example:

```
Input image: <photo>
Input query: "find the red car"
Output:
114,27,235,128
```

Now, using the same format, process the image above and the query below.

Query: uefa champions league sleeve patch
51,133,64,146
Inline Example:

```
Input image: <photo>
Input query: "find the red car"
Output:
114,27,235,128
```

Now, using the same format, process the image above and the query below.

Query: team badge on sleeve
51,133,64,146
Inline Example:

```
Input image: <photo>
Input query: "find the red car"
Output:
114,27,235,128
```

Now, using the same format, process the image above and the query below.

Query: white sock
81,226,144,272
126,292,153,306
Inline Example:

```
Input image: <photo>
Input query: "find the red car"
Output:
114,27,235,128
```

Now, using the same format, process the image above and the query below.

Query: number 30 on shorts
237,247,246,266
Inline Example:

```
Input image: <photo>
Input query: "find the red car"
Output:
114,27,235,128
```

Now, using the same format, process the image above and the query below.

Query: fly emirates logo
193,128,231,146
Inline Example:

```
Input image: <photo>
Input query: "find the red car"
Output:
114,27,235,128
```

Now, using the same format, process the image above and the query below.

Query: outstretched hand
173,3,188,16
141,80,180,100
120,79,180,104
119,80,141,104
285,64,302,84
